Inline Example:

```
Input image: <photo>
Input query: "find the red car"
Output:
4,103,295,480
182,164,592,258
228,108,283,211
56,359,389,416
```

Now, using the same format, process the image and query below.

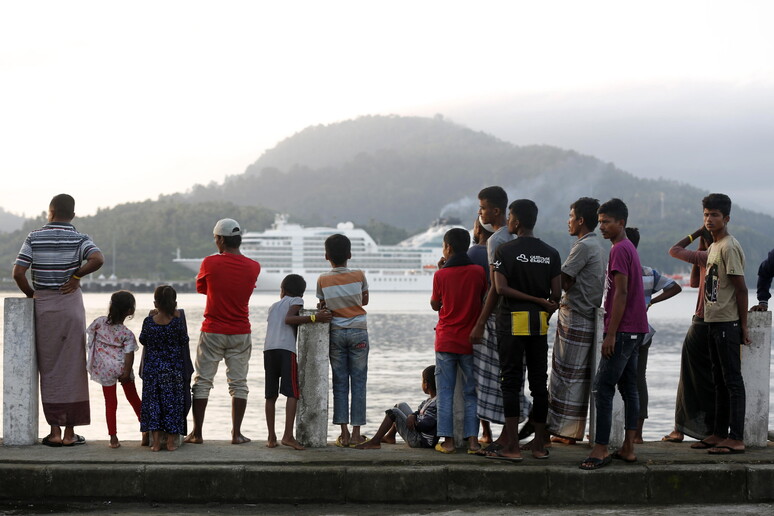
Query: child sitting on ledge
355,365,438,449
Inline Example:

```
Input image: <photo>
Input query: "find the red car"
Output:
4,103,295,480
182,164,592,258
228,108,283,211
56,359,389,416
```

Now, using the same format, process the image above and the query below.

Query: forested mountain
2,115,772,282
0,207,24,233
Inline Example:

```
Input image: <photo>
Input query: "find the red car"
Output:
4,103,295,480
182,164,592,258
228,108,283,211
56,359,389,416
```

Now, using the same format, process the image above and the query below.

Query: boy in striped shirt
317,234,370,447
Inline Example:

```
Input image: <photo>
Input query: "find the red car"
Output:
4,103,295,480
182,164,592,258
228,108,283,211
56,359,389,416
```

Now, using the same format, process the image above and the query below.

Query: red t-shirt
431,264,487,354
197,253,261,335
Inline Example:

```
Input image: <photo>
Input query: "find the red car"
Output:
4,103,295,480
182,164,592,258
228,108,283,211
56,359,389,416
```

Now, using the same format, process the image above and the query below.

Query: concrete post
295,310,329,448
743,310,771,448
3,297,38,446
588,307,625,448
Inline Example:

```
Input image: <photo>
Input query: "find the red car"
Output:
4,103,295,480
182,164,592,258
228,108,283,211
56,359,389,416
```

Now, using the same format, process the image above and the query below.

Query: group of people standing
421,186,766,469
11,192,771,467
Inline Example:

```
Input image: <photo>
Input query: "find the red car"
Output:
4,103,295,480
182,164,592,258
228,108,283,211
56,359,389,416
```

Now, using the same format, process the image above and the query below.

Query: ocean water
0,290,771,443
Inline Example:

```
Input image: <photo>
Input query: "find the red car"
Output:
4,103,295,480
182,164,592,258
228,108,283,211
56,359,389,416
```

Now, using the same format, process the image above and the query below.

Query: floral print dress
139,315,189,435
86,316,138,386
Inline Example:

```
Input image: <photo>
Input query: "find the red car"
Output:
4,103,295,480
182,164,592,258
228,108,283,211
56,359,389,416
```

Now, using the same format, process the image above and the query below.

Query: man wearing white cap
185,218,261,444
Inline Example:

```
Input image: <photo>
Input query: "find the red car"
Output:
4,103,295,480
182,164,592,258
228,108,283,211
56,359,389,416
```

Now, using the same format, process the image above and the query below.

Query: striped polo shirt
316,267,368,329
15,222,101,290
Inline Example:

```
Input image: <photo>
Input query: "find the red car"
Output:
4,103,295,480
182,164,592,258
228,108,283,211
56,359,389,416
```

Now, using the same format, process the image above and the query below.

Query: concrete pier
0,439,771,505
2,297,38,446
295,311,330,448
744,310,772,448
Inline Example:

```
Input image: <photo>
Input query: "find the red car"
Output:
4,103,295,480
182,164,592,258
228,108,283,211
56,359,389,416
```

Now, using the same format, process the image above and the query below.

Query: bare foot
380,436,396,444
266,437,278,448
184,433,203,444
281,437,305,450
109,435,121,449
232,433,251,444
550,436,577,445
141,432,149,446
633,437,645,444
166,436,178,452
354,439,381,450
150,444,161,452
349,435,367,446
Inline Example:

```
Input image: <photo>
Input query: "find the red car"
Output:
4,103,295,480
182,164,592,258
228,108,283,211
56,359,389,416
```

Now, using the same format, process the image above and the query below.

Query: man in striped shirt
13,194,104,447
317,233,369,448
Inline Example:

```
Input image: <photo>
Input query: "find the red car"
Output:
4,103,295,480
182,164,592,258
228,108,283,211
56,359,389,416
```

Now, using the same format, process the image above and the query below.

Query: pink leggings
102,382,142,436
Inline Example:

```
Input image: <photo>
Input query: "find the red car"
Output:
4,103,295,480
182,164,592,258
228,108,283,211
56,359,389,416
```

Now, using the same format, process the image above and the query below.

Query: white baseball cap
213,218,242,237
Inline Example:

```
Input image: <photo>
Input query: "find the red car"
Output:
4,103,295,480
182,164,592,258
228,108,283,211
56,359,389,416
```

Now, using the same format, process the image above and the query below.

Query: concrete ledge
0,441,772,505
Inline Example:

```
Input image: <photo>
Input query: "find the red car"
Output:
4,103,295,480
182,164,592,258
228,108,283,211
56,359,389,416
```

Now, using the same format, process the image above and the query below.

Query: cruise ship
174,215,467,292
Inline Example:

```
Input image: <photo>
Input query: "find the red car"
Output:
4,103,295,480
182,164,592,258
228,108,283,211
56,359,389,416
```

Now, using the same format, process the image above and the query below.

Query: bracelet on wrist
310,313,316,323
72,275,82,280
687,234,694,243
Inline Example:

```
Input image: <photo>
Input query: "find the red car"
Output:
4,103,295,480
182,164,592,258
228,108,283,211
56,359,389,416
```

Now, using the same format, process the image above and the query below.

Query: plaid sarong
546,305,594,440
474,315,531,424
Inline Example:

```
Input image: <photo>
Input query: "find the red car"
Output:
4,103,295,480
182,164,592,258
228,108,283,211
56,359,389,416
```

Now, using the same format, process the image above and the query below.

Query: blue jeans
435,351,478,439
329,328,369,426
708,321,745,441
593,332,644,445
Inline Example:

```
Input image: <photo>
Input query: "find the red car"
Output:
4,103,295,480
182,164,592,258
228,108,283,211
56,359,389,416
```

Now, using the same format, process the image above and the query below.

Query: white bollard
295,310,330,448
742,310,771,448
3,297,39,446
588,307,625,448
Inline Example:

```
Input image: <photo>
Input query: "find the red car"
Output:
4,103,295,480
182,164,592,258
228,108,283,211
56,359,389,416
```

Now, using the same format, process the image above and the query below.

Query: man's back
433,263,487,354
561,232,606,319
197,253,261,334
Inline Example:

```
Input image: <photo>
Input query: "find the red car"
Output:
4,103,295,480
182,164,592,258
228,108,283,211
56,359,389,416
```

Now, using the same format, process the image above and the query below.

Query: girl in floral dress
139,285,189,452
86,290,143,448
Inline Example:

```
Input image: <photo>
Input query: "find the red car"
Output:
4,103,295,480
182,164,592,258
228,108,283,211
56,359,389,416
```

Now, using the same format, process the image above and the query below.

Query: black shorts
264,349,299,399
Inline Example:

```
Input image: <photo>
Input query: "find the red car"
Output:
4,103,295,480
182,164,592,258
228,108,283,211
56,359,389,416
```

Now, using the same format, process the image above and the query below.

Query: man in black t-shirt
489,199,561,461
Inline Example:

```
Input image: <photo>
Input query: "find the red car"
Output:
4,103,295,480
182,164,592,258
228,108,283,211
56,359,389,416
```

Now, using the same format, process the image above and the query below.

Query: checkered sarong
474,315,531,424
546,305,594,440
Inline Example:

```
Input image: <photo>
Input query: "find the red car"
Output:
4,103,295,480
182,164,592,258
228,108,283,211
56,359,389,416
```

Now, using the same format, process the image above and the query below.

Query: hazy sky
2,1,773,218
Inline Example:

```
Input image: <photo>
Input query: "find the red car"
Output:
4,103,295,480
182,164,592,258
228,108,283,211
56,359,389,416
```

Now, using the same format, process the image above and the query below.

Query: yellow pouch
510,311,549,336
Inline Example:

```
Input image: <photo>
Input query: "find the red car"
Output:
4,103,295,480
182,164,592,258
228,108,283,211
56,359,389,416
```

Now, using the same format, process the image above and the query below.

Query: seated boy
264,274,331,450
355,365,438,449
431,228,488,454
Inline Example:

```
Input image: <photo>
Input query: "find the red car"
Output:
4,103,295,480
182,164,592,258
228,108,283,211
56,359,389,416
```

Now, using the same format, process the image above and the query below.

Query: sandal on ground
335,435,348,448
475,442,503,456
708,445,745,455
62,435,86,447
579,455,612,470
348,436,369,448
484,449,523,462
612,450,637,463
533,448,550,460
434,443,456,454
661,434,683,443
690,439,716,449
41,435,63,447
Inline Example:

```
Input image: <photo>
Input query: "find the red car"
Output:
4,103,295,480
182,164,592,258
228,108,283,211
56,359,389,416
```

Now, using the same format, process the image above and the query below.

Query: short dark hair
509,199,538,230
571,197,600,231
325,234,351,264
154,284,177,317
107,290,136,325
50,194,75,219
625,227,640,248
702,193,732,217
478,186,508,212
443,228,470,254
221,235,242,248
598,198,629,224
422,365,436,393
281,274,306,297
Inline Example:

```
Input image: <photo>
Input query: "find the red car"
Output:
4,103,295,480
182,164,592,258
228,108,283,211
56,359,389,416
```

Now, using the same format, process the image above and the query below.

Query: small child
317,233,370,447
140,285,189,452
431,228,488,454
86,290,143,449
264,274,332,450
355,365,438,450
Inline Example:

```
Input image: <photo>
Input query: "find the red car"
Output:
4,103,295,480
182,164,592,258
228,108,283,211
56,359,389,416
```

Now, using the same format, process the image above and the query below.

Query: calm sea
0,291,771,443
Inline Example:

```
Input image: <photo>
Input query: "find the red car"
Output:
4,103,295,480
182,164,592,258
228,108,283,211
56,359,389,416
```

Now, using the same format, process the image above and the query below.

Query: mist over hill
2,115,772,282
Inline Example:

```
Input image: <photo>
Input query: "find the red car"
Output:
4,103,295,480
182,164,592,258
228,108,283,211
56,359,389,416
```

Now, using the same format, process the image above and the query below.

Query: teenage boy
317,234,370,448
547,197,606,445
580,198,648,470
469,186,531,451
696,193,750,455
490,199,561,461
431,228,487,453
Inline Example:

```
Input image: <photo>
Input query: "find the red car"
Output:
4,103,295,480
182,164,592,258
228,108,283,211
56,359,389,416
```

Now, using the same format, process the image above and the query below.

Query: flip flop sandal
708,446,745,455
484,450,524,462
475,442,503,456
41,435,63,447
579,455,612,470
661,435,683,443
62,434,86,447
690,439,715,449
434,443,456,454
612,450,637,463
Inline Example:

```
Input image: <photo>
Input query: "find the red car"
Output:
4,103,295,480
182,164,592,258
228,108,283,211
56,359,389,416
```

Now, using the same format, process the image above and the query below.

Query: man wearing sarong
13,194,104,447
546,197,606,444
